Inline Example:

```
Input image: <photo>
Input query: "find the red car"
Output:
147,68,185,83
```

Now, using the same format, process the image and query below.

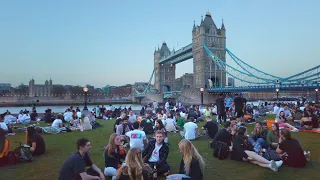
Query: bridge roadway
207,83,320,93
159,43,192,65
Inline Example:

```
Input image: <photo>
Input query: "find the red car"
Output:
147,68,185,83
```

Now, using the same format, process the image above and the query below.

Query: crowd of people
0,94,318,179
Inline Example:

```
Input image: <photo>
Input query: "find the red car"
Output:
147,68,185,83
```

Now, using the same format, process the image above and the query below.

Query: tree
52,85,67,95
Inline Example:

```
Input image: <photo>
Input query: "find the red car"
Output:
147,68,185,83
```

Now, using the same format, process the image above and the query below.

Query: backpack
7,151,19,165
262,148,281,161
212,141,229,160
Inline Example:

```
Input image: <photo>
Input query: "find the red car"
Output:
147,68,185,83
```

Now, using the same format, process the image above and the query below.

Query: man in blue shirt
225,95,233,118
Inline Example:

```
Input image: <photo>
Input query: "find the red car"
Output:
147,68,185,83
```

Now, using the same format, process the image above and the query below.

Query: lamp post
276,88,279,102
83,87,88,110
200,87,204,106
315,88,319,103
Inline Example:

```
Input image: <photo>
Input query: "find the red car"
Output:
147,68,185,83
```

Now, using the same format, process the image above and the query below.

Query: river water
0,104,143,114
0,101,298,114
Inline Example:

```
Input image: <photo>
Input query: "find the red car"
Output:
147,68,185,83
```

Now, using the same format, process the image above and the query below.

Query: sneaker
275,160,283,168
305,151,311,161
269,160,278,172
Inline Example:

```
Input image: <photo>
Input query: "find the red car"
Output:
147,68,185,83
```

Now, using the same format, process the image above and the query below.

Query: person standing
216,94,226,124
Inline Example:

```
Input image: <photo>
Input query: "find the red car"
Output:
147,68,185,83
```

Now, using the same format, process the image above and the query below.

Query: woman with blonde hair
117,147,153,180
104,133,126,180
167,139,205,180
79,114,92,131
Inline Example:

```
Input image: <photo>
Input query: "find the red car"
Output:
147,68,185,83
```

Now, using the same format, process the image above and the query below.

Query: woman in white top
165,112,177,132
79,114,92,131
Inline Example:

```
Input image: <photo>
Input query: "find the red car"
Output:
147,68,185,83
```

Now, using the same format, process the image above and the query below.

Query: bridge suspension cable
226,48,282,81
204,44,273,85
133,70,155,96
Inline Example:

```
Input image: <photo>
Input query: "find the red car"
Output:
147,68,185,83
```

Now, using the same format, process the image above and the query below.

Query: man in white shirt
165,101,170,115
182,117,199,140
63,109,73,122
0,113,9,132
142,130,170,175
128,111,137,123
125,121,147,150
273,104,280,114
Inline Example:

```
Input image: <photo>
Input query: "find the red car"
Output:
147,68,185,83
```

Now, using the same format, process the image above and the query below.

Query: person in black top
231,127,282,172
213,121,233,147
216,94,226,124
140,113,154,135
233,93,246,120
142,130,170,175
117,147,153,180
276,129,308,168
59,138,105,180
30,110,38,121
202,116,218,139
26,126,45,156
104,134,126,179
167,139,205,180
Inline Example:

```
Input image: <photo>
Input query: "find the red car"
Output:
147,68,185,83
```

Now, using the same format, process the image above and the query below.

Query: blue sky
0,0,319,87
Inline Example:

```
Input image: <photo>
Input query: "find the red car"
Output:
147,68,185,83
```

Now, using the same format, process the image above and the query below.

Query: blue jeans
167,174,190,180
249,137,268,153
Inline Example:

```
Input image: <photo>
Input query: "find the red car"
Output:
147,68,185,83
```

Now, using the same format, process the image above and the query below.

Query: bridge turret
159,42,170,58
221,19,226,37
193,21,196,32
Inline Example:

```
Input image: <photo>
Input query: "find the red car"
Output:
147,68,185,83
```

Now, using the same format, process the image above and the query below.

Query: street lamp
315,88,319,103
83,87,89,110
200,88,204,105
276,88,279,102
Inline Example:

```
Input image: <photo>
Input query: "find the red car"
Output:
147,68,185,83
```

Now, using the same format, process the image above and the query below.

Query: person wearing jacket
104,134,126,180
142,130,170,175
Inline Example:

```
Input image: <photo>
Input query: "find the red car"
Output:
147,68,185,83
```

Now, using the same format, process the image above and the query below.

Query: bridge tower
192,12,226,89
154,42,176,93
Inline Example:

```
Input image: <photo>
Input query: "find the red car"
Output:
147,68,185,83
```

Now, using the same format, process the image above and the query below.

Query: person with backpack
211,121,233,160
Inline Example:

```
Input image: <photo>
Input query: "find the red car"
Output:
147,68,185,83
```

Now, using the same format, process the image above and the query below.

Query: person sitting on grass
59,138,105,180
275,111,298,132
79,114,92,131
167,139,205,180
182,117,199,140
231,127,283,172
153,120,168,143
0,113,9,134
0,128,10,166
266,123,280,150
116,117,130,137
125,121,147,150
276,128,311,168
26,126,46,156
202,116,218,139
117,147,154,180
104,134,126,180
248,122,268,153
142,130,170,176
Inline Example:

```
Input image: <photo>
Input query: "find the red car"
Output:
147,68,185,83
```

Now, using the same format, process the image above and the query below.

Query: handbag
262,148,281,161
13,142,33,162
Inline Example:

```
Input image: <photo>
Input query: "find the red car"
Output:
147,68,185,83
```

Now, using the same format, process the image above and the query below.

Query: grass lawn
0,115,319,180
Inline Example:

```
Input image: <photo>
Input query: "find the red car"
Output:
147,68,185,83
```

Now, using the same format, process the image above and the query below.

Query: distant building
0,83,11,93
174,78,183,90
29,79,53,97
182,73,193,89
174,73,193,90
110,84,132,96
228,77,235,87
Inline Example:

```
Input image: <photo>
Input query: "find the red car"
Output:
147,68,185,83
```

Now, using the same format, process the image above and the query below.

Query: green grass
0,115,319,180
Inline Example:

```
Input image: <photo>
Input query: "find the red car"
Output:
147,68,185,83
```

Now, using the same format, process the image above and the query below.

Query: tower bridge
132,12,320,104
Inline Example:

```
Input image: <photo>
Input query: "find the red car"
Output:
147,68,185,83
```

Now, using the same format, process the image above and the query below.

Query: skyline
0,0,319,88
